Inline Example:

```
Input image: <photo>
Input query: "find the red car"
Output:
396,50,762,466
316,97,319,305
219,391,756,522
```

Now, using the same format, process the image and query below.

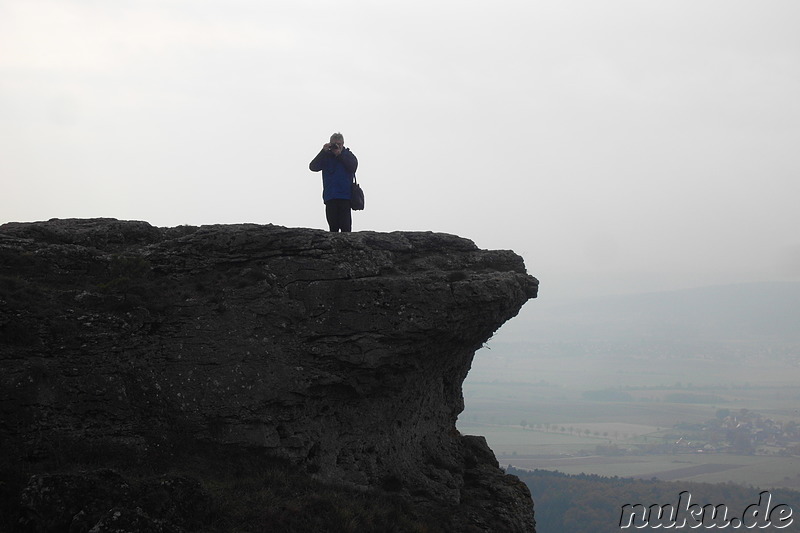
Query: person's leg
325,201,339,232
338,200,352,232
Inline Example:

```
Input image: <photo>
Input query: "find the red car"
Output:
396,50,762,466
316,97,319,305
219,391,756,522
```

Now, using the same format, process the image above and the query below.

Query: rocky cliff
0,219,538,532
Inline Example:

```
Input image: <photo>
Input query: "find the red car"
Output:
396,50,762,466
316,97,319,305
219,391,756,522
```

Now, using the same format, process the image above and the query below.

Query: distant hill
504,282,800,344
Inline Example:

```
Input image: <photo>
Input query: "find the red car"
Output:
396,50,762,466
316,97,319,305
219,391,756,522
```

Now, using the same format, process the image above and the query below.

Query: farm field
498,451,800,490
458,285,800,494
457,378,800,490
458,421,800,490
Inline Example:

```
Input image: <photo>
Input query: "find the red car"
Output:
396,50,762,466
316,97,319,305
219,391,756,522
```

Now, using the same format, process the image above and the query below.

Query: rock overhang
0,218,538,532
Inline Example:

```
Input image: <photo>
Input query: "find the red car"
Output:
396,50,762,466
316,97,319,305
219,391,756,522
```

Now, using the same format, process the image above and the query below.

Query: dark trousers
325,199,352,232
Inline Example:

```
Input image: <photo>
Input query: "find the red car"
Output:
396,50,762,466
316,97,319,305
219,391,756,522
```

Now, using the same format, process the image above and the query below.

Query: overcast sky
2,0,799,300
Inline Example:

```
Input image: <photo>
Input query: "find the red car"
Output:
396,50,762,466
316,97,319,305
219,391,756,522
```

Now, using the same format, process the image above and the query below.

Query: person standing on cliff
309,132,358,232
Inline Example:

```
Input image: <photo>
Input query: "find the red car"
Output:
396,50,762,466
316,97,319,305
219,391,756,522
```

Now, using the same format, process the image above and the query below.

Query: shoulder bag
350,175,364,211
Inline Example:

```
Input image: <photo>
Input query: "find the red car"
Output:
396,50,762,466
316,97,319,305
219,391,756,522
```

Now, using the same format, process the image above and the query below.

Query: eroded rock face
0,219,538,532
17,470,210,533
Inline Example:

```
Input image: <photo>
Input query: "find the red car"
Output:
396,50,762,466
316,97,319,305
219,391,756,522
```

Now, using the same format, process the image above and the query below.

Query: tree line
510,467,799,533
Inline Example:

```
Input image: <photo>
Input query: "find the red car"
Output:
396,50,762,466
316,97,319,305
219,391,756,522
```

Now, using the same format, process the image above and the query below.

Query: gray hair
330,132,344,144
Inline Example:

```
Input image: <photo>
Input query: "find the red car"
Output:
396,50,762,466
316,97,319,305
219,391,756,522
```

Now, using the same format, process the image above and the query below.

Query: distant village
665,408,800,456
592,408,800,457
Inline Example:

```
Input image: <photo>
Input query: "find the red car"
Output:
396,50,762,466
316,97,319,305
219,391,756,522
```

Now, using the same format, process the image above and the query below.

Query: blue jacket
309,148,358,203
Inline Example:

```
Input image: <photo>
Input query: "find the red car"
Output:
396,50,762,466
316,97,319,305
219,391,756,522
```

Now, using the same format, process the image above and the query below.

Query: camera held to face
329,143,340,151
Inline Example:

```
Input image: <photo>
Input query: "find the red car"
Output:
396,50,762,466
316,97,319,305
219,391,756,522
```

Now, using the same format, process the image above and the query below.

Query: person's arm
309,144,332,171
338,148,358,174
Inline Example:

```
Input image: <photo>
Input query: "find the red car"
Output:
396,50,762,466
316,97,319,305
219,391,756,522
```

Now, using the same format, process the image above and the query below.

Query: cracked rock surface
1,218,538,532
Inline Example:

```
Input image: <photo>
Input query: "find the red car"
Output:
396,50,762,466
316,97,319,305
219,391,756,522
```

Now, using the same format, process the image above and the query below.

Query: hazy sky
2,1,799,299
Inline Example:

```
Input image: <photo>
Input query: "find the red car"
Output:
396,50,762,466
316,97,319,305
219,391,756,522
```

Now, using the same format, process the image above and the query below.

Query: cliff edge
0,219,538,532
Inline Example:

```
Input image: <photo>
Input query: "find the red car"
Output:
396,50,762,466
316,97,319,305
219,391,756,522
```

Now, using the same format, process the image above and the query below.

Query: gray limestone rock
0,218,538,532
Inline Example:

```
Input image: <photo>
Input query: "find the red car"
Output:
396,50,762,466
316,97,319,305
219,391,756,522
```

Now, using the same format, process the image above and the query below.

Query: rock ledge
0,219,538,532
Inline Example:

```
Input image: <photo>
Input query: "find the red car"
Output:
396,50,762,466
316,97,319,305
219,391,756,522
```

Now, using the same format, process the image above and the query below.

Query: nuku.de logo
620,490,793,529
